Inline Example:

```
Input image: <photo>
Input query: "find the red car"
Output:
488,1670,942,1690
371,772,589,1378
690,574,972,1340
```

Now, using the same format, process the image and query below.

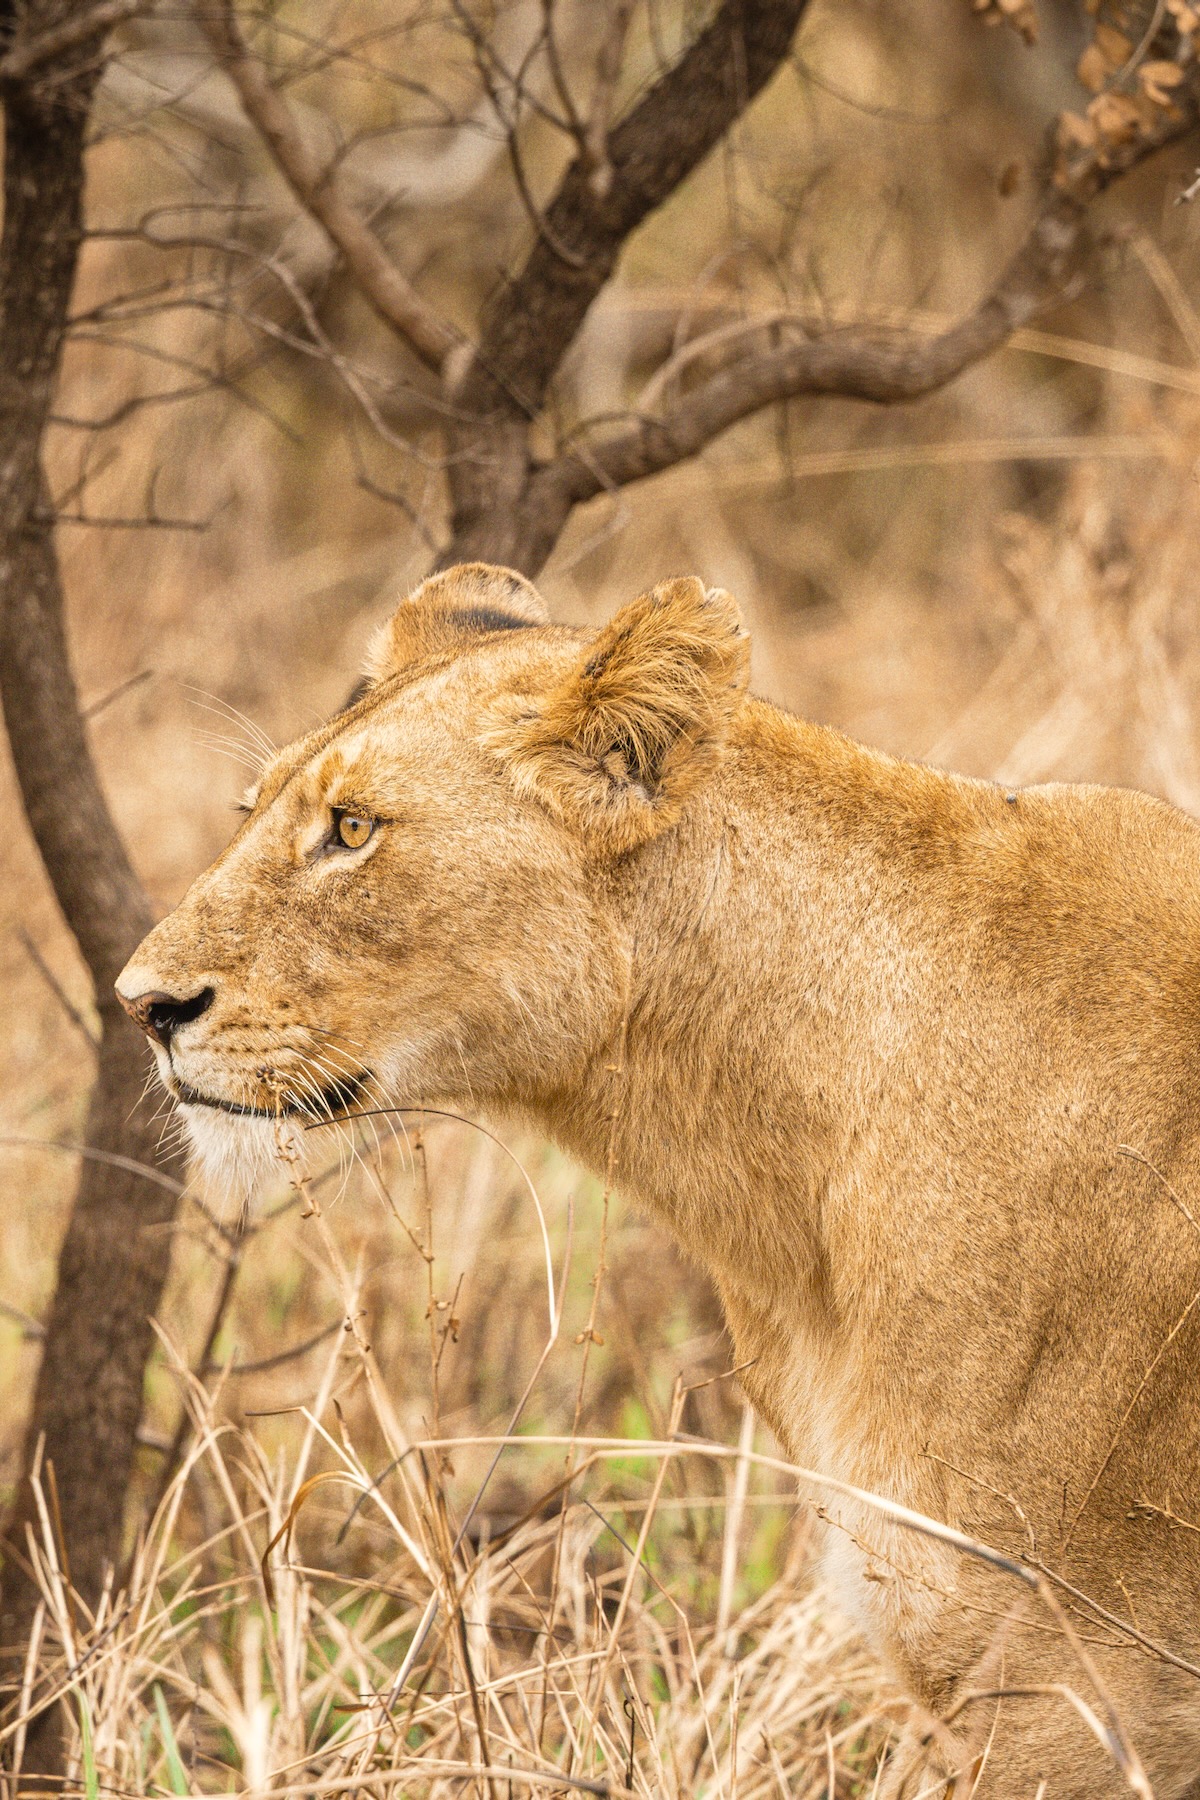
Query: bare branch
460,0,811,416
0,0,153,83
540,0,586,140
193,0,460,376
206,1317,344,1378
542,111,1200,509
75,219,458,456
0,1299,45,1342
17,929,98,1051
82,667,153,720
41,508,214,530
444,0,811,564
449,0,579,141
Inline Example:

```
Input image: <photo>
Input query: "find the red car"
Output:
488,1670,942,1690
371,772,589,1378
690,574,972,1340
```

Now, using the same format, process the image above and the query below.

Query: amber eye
334,812,374,849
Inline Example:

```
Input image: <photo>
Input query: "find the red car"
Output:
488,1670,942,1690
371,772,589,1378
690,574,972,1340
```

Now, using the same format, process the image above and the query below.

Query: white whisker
184,688,276,763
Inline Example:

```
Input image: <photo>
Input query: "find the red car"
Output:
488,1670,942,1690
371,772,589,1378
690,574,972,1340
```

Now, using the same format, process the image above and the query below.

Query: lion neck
530,703,949,1447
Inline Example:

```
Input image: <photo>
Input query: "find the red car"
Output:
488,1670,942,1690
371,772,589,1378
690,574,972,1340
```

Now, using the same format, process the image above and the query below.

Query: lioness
119,564,1200,1794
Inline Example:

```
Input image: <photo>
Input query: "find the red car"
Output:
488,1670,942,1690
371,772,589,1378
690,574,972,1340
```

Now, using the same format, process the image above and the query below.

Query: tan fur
488,576,749,850
118,567,1200,1795
362,562,549,683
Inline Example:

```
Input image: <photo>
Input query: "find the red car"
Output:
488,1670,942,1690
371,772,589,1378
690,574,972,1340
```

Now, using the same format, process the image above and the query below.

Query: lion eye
334,812,374,849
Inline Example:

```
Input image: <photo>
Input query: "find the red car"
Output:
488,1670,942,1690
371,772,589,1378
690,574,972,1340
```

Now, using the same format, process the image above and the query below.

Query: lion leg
876,1708,963,1800
882,1610,1200,1800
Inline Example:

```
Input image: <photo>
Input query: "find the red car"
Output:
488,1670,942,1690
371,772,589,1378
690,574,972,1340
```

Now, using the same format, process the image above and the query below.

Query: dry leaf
1141,59,1185,86
1094,22,1134,68
998,160,1022,196
1076,42,1108,91
1141,59,1186,107
971,0,1038,42
1087,89,1144,143
1058,109,1099,151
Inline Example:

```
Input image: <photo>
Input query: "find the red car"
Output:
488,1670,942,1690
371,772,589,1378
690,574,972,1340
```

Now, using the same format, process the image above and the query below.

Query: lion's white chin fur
179,1103,309,1211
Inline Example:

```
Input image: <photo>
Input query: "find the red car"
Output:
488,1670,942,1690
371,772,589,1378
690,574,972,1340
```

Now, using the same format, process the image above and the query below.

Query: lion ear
487,577,749,852
363,562,549,684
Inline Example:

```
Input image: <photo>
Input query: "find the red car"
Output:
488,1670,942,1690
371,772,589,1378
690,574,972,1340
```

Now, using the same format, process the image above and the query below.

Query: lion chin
178,1103,308,1212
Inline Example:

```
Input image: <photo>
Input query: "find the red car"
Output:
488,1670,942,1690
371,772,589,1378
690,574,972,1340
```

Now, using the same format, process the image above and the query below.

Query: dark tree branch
461,0,811,416
547,205,1091,503
17,928,98,1050
515,105,1200,557
195,0,460,376
0,81,145,997
441,0,810,566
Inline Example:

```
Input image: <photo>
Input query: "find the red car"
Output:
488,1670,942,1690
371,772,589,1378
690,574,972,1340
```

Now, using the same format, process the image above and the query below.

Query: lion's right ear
363,562,549,685
486,577,749,853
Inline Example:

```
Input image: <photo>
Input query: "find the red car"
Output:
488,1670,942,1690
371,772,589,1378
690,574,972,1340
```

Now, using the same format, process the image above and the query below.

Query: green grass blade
77,1692,99,1800
153,1683,189,1796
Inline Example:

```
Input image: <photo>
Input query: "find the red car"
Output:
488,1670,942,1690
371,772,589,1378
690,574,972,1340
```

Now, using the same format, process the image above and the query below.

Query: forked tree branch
457,0,811,419
440,0,810,566
195,0,460,376
537,105,1200,512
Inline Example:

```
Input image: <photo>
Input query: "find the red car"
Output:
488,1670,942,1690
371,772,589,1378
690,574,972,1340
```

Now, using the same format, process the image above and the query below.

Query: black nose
120,985,214,1047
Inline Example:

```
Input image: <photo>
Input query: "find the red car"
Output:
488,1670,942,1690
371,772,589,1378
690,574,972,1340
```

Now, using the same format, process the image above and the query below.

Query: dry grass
3,1125,897,1798
10,1434,890,1798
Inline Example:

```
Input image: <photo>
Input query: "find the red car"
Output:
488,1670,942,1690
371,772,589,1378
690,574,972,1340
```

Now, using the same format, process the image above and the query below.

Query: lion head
116,562,749,1190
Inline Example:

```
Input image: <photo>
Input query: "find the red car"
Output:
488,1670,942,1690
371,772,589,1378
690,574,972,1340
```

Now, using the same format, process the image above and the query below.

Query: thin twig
584,0,636,197
81,667,153,721
212,1317,345,1378
0,1134,185,1194
196,0,459,375
17,929,98,1050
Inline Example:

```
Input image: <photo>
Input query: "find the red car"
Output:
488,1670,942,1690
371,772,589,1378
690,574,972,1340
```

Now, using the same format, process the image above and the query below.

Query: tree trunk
0,11,185,1750
0,531,185,1662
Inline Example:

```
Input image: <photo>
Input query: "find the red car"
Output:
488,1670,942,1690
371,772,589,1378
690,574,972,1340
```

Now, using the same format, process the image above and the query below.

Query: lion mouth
174,1072,369,1122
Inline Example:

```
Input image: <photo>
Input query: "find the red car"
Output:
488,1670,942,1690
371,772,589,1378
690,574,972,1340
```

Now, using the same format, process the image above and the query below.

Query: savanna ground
5,0,1200,1792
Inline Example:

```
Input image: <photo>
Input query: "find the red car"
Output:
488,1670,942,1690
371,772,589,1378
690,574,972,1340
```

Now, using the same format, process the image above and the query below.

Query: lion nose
118,985,215,1047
